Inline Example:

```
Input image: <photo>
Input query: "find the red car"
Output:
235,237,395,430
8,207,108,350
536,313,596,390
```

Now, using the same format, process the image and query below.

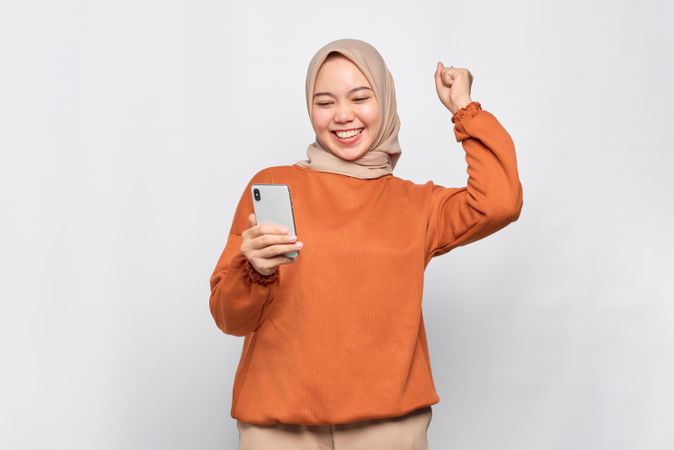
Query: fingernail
295,241,303,248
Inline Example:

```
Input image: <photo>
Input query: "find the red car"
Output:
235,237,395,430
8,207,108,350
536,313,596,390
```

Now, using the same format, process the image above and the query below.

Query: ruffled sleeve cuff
233,252,280,286
451,101,482,124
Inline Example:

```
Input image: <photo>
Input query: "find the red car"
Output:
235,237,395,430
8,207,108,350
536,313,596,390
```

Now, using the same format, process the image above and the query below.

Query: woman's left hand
434,62,474,115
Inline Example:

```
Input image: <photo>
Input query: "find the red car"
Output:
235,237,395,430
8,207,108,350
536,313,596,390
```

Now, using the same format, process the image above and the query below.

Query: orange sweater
209,101,523,426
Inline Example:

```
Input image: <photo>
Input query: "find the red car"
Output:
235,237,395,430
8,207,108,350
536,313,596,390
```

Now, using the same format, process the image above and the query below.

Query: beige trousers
237,406,432,450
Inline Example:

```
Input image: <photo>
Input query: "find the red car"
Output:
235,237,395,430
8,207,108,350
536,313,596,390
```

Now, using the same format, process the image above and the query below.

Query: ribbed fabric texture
209,101,524,426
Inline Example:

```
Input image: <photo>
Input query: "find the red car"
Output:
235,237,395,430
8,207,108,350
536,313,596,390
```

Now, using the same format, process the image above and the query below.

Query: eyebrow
313,86,373,98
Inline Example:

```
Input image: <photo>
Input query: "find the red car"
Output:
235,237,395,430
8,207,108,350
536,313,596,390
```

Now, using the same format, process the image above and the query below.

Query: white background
1,0,673,449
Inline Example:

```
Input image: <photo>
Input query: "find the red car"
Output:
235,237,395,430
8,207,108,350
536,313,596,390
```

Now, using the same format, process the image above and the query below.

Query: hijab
293,38,402,180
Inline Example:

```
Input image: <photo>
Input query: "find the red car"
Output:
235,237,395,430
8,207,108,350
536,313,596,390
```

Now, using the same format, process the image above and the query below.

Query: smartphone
251,183,299,259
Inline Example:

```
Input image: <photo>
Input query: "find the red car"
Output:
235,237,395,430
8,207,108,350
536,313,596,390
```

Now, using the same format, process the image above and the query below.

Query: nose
333,102,355,123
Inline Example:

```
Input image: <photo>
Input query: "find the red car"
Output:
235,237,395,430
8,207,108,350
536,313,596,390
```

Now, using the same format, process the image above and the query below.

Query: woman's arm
424,101,523,261
209,170,279,337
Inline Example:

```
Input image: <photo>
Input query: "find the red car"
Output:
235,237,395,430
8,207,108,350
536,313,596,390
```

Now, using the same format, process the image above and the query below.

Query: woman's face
311,55,381,161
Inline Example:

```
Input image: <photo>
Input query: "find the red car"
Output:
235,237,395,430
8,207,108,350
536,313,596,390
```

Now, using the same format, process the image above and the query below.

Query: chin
322,137,371,161
332,148,368,161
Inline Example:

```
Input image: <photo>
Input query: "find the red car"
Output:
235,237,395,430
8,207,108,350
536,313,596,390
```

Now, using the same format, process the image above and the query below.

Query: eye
317,102,332,107
353,97,369,102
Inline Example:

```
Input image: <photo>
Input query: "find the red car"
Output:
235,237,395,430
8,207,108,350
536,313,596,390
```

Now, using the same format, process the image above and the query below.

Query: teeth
335,128,363,138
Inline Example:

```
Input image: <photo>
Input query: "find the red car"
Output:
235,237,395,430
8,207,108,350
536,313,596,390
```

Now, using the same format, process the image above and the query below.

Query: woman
209,38,523,449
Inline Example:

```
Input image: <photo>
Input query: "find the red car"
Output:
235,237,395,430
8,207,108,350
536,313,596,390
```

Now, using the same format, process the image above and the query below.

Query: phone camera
253,188,261,201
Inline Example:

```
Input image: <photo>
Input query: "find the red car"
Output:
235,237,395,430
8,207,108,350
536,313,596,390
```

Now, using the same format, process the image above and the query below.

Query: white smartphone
251,183,299,259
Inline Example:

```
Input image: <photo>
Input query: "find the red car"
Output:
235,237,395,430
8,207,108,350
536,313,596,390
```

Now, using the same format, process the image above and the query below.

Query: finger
267,255,297,267
242,213,255,240
276,255,297,265
442,67,454,86
249,222,290,239
258,242,303,259
251,232,297,251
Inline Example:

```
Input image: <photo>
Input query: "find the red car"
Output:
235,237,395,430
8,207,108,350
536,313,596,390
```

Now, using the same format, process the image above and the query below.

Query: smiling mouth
331,128,365,139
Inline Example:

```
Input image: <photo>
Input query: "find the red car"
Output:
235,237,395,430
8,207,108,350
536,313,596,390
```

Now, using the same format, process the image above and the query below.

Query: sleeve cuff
238,253,280,286
451,101,482,124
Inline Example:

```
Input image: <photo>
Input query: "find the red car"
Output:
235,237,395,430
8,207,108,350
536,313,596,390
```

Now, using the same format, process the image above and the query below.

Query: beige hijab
294,38,402,180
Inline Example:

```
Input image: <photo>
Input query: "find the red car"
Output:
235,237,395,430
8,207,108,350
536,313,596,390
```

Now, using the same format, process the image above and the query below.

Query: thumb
248,213,257,228
434,61,445,92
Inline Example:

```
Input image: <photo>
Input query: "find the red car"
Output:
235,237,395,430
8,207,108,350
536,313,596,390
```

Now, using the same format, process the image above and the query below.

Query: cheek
362,105,380,137
362,104,380,128
311,110,331,134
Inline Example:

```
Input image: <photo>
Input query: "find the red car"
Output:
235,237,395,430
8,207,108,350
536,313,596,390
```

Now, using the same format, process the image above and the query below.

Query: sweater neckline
292,163,393,181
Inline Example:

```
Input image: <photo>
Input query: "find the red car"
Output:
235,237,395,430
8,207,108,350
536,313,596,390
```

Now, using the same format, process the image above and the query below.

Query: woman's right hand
240,213,303,276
